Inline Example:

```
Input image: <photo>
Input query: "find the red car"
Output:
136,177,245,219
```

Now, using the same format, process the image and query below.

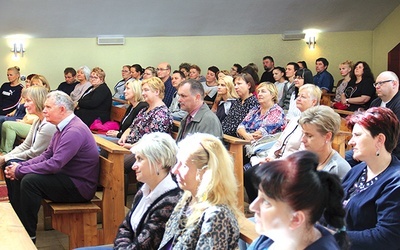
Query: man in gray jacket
176,79,222,142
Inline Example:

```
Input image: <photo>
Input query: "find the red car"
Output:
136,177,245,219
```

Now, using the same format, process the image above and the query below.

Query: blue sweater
342,156,400,250
248,224,339,249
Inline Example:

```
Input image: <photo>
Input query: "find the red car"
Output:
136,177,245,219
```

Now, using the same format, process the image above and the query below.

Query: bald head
375,71,399,102
157,62,171,82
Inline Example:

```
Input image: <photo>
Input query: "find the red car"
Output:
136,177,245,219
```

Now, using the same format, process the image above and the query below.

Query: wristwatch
346,99,349,104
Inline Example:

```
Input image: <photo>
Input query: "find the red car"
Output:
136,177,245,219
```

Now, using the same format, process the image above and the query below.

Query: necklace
319,150,333,167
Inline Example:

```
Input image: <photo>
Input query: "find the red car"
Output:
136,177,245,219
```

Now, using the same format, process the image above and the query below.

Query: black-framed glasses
156,68,168,71
373,79,393,88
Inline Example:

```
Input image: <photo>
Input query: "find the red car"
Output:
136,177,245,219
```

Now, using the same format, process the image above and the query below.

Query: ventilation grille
281,32,305,41
97,36,125,45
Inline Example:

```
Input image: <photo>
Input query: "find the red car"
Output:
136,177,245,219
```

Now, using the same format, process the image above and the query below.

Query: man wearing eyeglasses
156,62,174,108
346,71,400,166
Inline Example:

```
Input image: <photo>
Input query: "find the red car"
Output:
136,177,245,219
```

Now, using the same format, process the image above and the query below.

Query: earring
376,150,380,157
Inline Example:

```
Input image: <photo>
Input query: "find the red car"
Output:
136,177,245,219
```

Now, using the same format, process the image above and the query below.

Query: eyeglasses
121,70,130,73
373,79,393,88
156,68,168,71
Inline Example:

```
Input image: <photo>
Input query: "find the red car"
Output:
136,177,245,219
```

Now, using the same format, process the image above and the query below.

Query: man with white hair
4,90,99,243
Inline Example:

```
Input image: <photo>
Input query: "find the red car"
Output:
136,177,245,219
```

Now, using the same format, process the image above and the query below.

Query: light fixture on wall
11,43,25,57
306,36,316,49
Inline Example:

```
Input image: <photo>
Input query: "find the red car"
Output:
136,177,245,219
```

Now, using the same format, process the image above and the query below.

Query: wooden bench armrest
94,135,131,154
334,109,354,116
223,134,250,145
112,98,129,105
239,216,259,244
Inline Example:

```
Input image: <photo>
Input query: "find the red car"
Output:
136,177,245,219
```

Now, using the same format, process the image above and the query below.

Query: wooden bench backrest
110,106,126,123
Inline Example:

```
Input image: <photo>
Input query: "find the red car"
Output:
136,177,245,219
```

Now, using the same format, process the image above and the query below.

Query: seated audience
0,66,23,115
299,106,351,179
0,75,51,153
158,133,241,249
297,60,308,69
57,67,79,95
286,68,313,121
230,63,242,77
113,65,132,101
333,60,353,103
279,62,299,110
342,107,400,249
179,62,191,78
143,66,156,79
248,151,349,250
189,64,206,82
31,74,51,92
130,64,143,80
222,73,258,136
101,79,148,142
169,70,187,121
260,56,275,83
272,66,289,104
245,84,321,202
202,66,219,106
217,69,230,80
241,65,260,85
313,57,334,93
175,79,223,142
340,61,375,111
118,77,173,200
70,65,92,102
1,86,56,200
212,75,239,122
77,132,182,250
156,62,174,108
75,67,112,127
237,83,285,141
4,91,99,243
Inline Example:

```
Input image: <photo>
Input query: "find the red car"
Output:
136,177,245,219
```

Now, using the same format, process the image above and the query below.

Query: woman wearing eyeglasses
113,65,132,102
340,61,375,111
75,67,112,127
286,68,313,121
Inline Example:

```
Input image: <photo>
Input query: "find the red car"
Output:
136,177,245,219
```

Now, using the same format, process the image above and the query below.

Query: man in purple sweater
4,90,99,243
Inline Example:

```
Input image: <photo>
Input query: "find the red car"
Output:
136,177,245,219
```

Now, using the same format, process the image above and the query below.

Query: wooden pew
239,216,259,244
42,135,130,249
0,203,37,250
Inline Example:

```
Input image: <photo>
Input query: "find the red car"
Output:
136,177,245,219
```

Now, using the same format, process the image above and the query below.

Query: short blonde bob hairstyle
141,77,165,100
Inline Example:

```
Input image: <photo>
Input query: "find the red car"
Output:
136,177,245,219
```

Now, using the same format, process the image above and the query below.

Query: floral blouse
237,103,286,137
222,95,259,136
126,105,172,144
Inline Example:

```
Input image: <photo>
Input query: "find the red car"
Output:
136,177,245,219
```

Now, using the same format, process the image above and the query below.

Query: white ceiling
1,0,400,38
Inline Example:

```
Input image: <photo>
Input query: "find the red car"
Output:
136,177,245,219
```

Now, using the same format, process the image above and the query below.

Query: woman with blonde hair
101,79,148,142
333,60,353,103
158,133,241,249
119,77,173,202
212,75,239,122
237,83,285,141
0,66,23,115
30,74,51,92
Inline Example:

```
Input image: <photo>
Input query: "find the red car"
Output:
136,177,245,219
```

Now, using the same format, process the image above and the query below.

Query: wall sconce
11,43,25,57
306,36,316,49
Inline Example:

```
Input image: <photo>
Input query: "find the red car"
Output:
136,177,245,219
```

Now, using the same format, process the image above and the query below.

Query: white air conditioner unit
281,32,305,41
97,36,125,45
